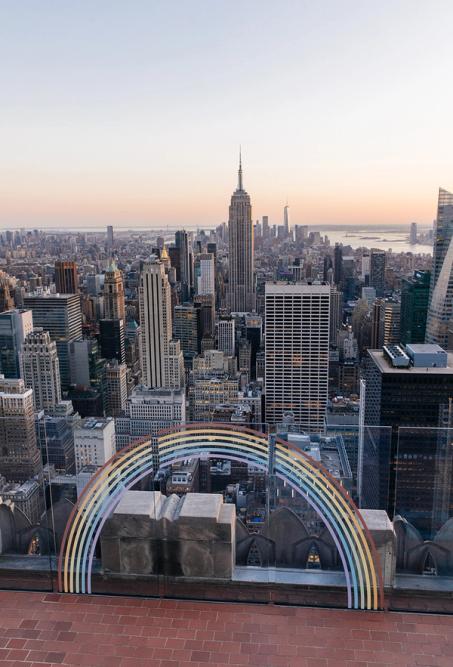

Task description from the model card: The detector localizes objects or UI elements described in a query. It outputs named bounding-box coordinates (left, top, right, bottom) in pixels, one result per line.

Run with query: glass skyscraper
left=426, top=189, right=453, bottom=348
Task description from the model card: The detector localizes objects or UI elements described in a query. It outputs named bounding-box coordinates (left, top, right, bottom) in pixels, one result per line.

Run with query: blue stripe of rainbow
left=57, top=425, right=384, bottom=610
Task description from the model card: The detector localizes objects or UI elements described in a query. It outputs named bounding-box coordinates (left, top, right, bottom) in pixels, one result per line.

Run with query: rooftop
left=369, top=348, right=453, bottom=374
left=0, top=590, right=452, bottom=666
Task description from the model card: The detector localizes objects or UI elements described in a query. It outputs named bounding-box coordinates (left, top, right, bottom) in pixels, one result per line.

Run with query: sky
left=0, top=0, right=452, bottom=229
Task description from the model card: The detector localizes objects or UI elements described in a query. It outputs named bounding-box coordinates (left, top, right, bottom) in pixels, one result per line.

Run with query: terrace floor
left=0, top=590, right=452, bottom=667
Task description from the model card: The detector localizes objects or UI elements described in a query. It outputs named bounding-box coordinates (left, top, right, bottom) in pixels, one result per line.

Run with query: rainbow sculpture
left=58, top=424, right=384, bottom=610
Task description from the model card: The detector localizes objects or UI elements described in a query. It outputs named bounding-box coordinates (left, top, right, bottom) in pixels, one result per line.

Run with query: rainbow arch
left=57, top=424, right=384, bottom=610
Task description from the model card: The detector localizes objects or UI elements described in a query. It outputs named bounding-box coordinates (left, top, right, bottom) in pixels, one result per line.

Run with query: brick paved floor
left=0, top=591, right=452, bottom=666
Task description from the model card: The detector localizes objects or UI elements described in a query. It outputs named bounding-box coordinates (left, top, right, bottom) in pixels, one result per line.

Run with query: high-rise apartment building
left=103, top=262, right=125, bottom=320
left=23, top=292, right=82, bottom=389
left=20, top=328, right=61, bottom=411
left=227, top=154, right=255, bottom=312
left=370, top=250, right=386, bottom=296
left=265, top=283, right=330, bottom=430
left=400, top=270, right=430, bottom=344
left=0, top=376, right=42, bottom=482
left=426, top=189, right=453, bottom=348
left=0, top=309, right=33, bottom=378
left=55, top=261, right=78, bottom=294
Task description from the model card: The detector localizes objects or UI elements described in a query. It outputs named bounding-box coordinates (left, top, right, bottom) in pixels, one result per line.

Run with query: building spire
left=238, top=146, right=243, bottom=191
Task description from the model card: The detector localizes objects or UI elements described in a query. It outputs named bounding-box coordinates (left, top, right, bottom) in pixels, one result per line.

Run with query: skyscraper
left=400, top=270, right=430, bottom=344
left=0, top=377, right=42, bottom=483
left=283, top=203, right=290, bottom=238
left=106, top=225, right=114, bottom=248
left=0, top=309, right=33, bottom=378
left=334, top=243, right=343, bottom=286
left=370, top=250, right=386, bottom=296
left=217, top=317, right=235, bottom=357
left=23, top=293, right=82, bottom=389
left=55, top=261, right=79, bottom=294
left=139, top=258, right=183, bottom=388
left=104, top=360, right=128, bottom=417
left=265, top=283, right=330, bottom=430
left=197, top=253, right=215, bottom=297
left=175, top=230, right=193, bottom=302
left=426, top=188, right=453, bottom=348
left=20, top=329, right=61, bottom=411
left=173, top=304, right=202, bottom=366
left=99, top=318, right=125, bottom=364
left=103, top=261, right=125, bottom=320
left=227, top=153, right=255, bottom=313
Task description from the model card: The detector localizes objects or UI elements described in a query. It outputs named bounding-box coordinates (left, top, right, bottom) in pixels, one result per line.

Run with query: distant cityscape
left=0, top=156, right=452, bottom=580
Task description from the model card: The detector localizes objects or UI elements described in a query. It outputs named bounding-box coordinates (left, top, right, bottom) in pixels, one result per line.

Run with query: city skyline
left=1, top=1, right=453, bottom=229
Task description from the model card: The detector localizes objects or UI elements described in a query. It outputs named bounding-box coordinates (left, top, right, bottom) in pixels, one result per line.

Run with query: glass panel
left=395, top=426, right=453, bottom=580
left=0, top=415, right=54, bottom=591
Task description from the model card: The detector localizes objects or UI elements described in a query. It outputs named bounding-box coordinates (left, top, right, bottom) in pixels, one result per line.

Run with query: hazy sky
left=1, top=1, right=452, bottom=229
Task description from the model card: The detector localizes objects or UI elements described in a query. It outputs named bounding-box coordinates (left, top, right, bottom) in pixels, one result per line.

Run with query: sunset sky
left=1, top=1, right=452, bottom=229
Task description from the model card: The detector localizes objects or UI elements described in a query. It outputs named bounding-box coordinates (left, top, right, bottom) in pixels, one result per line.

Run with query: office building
left=36, top=412, right=77, bottom=474
left=245, top=314, right=262, bottom=378
left=364, top=344, right=453, bottom=530
left=139, top=258, right=174, bottom=388
left=265, top=283, right=330, bottom=430
left=283, top=204, right=290, bottom=238
left=103, top=262, right=125, bottom=320
left=193, top=294, right=215, bottom=339
left=383, top=301, right=401, bottom=345
left=104, top=361, right=128, bottom=417
left=0, top=377, right=42, bottom=483
left=23, top=292, right=82, bottom=389
left=341, top=256, right=356, bottom=301
left=115, top=386, right=186, bottom=464
left=189, top=377, right=239, bottom=422
left=55, top=261, right=78, bottom=294
left=426, top=189, right=453, bottom=348
left=20, top=329, right=61, bottom=411
left=370, top=250, right=386, bottom=296
left=227, top=153, right=255, bottom=312
left=0, top=309, right=33, bottom=378
left=173, top=304, right=201, bottom=366
left=217, top=317, right=235, bottom=356
left=74, top=417, right=116, bottom=473
left=334, top=243, right=343, bottom=286
left=99, top=318, right=125, bottom=364
left=400, top=270, right=430, bottom=344
left=410, top=222, right=417, bottom=244
left=197, top=253, right=215, bottom=297
left=175, top=230, right=193, bottom=302
left=106, top=225, right=114, bottom=248
left=329, top=286, right=343, bottom=346
left=0, top=279, right=14, bottom=313
left=69, top=338, right=105, bottom=388
left=0, top=477, right=41, bottom=525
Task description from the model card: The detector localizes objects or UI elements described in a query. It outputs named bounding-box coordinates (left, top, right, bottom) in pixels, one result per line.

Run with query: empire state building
left=227, top=153, right=256, bottom=313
